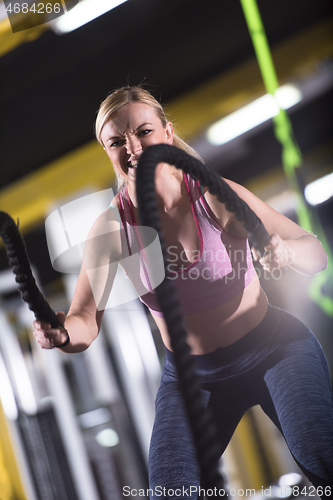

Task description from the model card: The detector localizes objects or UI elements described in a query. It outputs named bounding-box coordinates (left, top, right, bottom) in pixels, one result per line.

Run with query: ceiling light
left=78, top=408, right=112, bottom=429
left=0, top=2, right=8, bottom=22
left=95, top=428, right=119, bottom=447
left=207, top=84, right=302, bottom=146
left=52, top=0, right=128, bottom=34
left=304, top=173, right=333, bottom=206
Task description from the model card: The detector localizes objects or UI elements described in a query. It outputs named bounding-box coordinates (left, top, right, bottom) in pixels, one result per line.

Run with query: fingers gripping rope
left=136, top=144, right=270, bottom=491
left=0, top=211, right=69, bottom=347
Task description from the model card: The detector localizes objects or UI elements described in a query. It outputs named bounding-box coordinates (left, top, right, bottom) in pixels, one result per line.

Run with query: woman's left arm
left=217, top=179, right=328, bottom=276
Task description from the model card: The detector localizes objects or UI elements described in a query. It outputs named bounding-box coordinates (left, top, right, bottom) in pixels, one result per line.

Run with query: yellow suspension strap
left=240, top=0, right=333, bottom=316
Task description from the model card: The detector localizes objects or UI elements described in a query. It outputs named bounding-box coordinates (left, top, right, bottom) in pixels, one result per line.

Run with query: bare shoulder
left=84, top=193, right=122, bottom=258
left=88, top=193, right=120, bottom=236
left=204, top=177, right=309, bottom=240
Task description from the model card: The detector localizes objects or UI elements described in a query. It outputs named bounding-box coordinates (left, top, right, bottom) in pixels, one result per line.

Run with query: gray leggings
left=149, top=305, right=333, bottom=499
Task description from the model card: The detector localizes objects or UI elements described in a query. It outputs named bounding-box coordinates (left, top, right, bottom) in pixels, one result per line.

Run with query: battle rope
left=136, top=143, right=270, bottom=491
left=0, top=212, right=70, bottom=347
left=0, top=144, right=270, bottom=491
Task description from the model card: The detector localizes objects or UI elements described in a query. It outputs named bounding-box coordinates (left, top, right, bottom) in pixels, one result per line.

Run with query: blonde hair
left=95, top=86, right=202, bottom=189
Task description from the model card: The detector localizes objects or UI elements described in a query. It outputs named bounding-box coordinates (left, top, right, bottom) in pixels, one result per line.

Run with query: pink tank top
left=117, top=174, right=257, bottom=317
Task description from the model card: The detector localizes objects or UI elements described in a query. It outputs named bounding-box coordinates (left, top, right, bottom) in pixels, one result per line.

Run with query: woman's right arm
left=33, top=201, right=122, bottom=353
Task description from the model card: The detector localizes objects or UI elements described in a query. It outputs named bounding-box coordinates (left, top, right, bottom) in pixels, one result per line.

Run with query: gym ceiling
left=0, top=0, right=332, bottom=234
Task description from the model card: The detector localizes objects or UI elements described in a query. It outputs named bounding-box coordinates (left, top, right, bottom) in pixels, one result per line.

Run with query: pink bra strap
left=124, top=186, right=154, bottom=293
left=118, top=190, right=132, bottom=257
left=183, top=174, right=204, bottom=252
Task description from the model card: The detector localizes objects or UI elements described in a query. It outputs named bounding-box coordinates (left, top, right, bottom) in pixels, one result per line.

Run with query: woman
left=33, top=86, right=333, bottom=496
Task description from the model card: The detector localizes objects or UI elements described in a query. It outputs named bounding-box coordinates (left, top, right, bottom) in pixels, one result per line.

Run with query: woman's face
left=101, top=102, right=173, bottom=183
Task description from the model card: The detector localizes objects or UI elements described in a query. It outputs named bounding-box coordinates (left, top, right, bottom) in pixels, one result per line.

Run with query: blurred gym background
left=0, top=0, right=332, bottom=498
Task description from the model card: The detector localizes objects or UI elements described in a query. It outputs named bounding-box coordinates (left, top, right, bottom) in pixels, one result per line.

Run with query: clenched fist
left=33, top=311, right=69, bottom=349
left=252, top=233, right=295, bottom=272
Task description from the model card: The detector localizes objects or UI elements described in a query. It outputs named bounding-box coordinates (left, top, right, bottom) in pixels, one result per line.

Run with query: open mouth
left=128, top=160, right=138, bottom=168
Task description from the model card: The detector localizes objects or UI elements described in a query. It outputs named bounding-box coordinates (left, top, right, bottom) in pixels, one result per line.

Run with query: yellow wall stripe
left=0, top=401, right=28, bottom=500
left=0, top=141, right=116, bottom=234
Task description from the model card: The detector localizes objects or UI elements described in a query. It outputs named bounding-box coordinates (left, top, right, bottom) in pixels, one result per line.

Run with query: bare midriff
left=151, top=276, right=268, bottom=355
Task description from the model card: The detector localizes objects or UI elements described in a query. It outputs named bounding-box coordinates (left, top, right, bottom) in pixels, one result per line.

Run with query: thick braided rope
left=140, top=144, right=269, bottom=255
left=136, top=144, right=270, bottom=491
left=0, top=211, right=60, bottom=328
